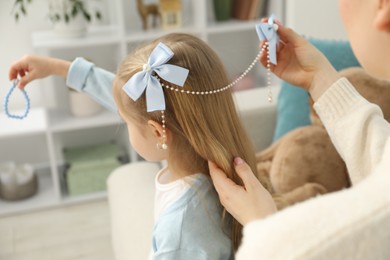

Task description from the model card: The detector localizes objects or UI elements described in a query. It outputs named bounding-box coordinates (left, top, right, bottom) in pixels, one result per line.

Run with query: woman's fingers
left=233, top=157, right=259, bottom=192
left=208, top=161, right=241, bottom=192
left=277, top=26, right=306, bottom=48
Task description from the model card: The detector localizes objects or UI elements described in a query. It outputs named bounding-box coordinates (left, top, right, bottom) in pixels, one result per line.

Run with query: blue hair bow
left=256, top=15, right=280, bottom=65
left=122, top=42, right=189, bottom=112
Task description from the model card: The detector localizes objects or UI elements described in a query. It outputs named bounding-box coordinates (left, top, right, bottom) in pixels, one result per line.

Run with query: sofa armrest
left=234, top=86, right=279, bottom=152
left=107, top=162, right=160, bottom=260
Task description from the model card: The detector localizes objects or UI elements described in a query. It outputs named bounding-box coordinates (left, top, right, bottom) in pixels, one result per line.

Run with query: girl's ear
left=147, top=120, right=164, bottom=139
left=375, top=0, right=390, bottom=32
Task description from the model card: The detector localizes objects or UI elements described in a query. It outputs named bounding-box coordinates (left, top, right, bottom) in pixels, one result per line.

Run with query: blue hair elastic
left=4, top=80, right=30, bottom=120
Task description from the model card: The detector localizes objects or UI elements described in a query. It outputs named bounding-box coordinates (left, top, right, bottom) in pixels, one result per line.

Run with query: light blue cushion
left=272, top=39, right=360, bottom=142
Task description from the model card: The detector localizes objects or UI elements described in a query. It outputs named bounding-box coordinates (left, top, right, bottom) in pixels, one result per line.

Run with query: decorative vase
left=0, top=162, right=38, bottom=201
left=69, top=90, right=103, bottom=117
left=213, top=0, right=232, bottom=21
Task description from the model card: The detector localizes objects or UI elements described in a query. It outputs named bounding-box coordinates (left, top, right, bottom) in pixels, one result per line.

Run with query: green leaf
left=15, top=13, right=19, bottom=22
left=21, top=5, right=26, bottom=15
left=96, top=11, right=102, bottom=20
left=83, top=11, right=91, bottom=22
left=71, top=6, right=78, bottom=17
left=65, top=13, right=70, bottom=23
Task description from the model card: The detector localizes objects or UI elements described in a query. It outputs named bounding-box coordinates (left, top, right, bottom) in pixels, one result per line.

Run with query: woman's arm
left=314, top=78, right=390, bottom=183
left=262, top=24, right=390, bottom=182
left=209, top=24, right=390, bottom=224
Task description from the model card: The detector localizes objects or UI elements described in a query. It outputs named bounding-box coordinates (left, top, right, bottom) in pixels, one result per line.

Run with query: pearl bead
left=142, top=63, right=151, bottom=72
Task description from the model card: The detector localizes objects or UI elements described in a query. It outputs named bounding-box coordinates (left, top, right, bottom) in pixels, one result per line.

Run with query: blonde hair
left=113, top=33, right=258, bottom=251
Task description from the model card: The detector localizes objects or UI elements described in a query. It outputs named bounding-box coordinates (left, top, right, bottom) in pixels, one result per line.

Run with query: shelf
left=0, top=108, right=47, bottom=138
left=125, top=26, right=200, bottom=43
left=206, top=19, right=261, bottom=34
left=48, top=109, right=123, bottom=133
left=0, top=170, right=57, bottom=217
left=32, top=26, right=121, bottom=49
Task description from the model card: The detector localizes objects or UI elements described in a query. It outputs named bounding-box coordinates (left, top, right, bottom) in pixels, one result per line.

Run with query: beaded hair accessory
left=122, top=42, right=190, bottom=150
left=122, top=16, right=280, bottom=150
left=157, top=16, right=280, bottom=102
left=4, top=80, right=31, bottom=120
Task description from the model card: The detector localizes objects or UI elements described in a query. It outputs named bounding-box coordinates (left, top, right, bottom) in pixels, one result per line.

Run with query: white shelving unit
left=0, top=0, right=284, bottom=216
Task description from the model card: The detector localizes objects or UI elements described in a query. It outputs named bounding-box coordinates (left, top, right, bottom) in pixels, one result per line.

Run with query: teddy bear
left=256, top=67, right=390, bottom=210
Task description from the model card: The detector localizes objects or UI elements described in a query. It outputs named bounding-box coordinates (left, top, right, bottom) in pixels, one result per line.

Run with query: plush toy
left=256, top=67, right=390, bottom=210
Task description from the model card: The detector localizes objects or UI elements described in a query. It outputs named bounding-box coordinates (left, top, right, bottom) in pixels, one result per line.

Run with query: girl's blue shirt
left=152, top=173, right=233, bottom=259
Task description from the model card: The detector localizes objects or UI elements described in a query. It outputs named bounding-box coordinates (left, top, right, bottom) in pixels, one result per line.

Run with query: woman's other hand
left=260, top=23, right=340, bottom=101
left=209, top=157, right=277, bottom=226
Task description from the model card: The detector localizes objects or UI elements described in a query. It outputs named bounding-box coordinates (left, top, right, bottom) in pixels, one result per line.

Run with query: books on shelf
left=231, top=0, right=266, bottom=20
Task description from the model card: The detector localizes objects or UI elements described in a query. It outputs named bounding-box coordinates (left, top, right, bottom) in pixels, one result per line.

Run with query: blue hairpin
left=4, top=80, right=31, bottom=120
left=256, top=14, right=280, bottom=65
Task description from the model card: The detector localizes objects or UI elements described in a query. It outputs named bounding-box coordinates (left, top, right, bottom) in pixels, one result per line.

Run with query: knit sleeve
left=314, top=77, right=390, bottom=184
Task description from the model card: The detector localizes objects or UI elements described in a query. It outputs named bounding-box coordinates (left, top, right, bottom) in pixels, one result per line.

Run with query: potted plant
left=12, top=0, right=102, bottom=38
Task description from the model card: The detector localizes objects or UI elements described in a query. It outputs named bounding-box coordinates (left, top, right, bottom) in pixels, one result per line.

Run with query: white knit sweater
left=236, top=78, right=390, bottom=260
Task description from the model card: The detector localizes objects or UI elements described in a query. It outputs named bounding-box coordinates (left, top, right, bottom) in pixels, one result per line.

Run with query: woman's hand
left=209, top=157, right=277, bottom=226
left=9, top=55, right=71, bottom=89
left=260, top=24, right=340, bottom=101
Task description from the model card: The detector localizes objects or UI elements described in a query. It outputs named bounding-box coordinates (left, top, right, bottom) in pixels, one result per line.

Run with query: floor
left=0, top=200, right=115, bottom=260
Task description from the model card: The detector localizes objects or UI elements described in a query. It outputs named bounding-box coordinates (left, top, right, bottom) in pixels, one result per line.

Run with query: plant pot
left=53, top=13, right=87, bottom=38
left=213, top=0, right=232, bottom=21
left=69, top=90, right=103, bottom=117
left=49, top=0, right=88, bottom=38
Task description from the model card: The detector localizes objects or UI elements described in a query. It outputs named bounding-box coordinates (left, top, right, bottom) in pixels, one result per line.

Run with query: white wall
left=0, top=1, right=51, bottom=111
left=285, top=0, right=347, bottom=40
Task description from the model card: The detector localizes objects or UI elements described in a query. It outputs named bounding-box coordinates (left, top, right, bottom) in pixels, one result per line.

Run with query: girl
left=113, top=33, right=258, bottom=258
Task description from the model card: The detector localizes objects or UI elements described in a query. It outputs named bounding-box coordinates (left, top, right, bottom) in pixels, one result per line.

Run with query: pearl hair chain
left=157, top=41, right=273, bottom=103
left=156, top=110, right=168, bottom=150
left=155, top=42, right=275, bottom=150
left=4, top=80, right=31, bottom=120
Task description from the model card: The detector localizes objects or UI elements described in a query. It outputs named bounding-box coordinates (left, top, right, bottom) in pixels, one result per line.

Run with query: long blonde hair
left=113, top=33, right=258, bottom=251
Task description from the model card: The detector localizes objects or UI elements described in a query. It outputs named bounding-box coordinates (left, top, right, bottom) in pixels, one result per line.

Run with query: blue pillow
left=272, top=39, right=360, bottom=142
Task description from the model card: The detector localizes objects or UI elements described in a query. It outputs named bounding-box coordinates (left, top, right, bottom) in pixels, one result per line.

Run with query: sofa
left=107, top=86, right=279, bottom=260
